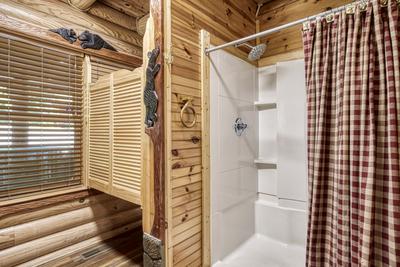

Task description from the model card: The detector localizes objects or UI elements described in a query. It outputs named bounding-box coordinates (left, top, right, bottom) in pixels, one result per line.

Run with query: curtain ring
left=303, top=21, right=311, bottom=31
left=180, top=98, right=196, bottom=128
left=346, top=4, right=356, bottom=14
left=326, top=14, right=334, bottom=23
left=359, top=1, right=368, bottom=12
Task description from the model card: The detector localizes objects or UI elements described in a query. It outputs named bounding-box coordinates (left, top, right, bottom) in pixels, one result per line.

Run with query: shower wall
left=210, top=49, right=258, bottom=264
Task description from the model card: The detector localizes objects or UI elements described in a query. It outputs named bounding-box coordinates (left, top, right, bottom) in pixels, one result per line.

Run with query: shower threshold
left=213, top=234, right=305, bottom=267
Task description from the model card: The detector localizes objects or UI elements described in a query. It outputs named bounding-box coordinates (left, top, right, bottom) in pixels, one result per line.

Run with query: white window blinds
left=0, top=33, right=84, bottom=200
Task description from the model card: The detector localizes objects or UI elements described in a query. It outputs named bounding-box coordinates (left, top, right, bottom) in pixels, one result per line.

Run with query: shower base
left=213, top=233, right=305, bottom=267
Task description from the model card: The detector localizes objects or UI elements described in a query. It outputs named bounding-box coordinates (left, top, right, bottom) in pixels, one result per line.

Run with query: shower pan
left=209, top=47, right=308, bottom=267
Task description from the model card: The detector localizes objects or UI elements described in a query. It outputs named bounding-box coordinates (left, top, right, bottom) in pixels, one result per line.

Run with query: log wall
left=0, top=190, right=142, bottom=267
left=0, top=0, right=142, bottom=62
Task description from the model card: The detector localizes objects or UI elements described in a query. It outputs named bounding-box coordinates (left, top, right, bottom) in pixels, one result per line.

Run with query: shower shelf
left=254, top=100, right=277, bottom=110
left=254, top=158, right=277, bottom=169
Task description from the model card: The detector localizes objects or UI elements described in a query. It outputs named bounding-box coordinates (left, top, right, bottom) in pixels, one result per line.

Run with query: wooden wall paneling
left=168, top=0, right=258, bottom=265
left=0, top=0, right=142, bottom=59
left=257, top=0, right=353, bottom=66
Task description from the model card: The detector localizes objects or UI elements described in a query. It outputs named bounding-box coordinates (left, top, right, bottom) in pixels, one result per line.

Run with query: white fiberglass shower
left=209, top=48, right=308, bottom=267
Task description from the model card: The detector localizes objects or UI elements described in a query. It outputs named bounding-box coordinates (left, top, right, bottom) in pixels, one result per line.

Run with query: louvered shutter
left=89, top=68, right=143, bottom=205
left=91, top=56, right=136, bottom=84
left=0, top=32, right=83, bottom=200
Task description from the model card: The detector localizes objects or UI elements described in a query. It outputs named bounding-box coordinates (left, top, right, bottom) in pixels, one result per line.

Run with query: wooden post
left=143, top=0, right=166, bottom=266
left=200, top=30, right=211, bottom=267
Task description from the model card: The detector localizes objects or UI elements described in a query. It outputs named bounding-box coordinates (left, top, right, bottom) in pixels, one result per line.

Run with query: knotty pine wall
left=0, top=190, right=141, bottom=266
left=257, top=0, right=353, bottom=66
left=167, top=0, right=257, bottom=266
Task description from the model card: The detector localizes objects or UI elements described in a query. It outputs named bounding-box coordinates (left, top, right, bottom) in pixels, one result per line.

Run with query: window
left=0, top=33, right=84, bottom=200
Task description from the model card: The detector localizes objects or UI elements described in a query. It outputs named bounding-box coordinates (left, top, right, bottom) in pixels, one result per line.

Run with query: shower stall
left=209, top=48, right=308, bottom=266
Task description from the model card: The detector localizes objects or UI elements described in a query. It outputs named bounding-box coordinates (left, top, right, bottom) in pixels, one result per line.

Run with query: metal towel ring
left=180, top=98, right=196, bottom=128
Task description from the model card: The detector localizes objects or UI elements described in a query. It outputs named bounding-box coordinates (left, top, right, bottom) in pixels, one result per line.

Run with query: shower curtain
left=303, top=0, right=400, bottom=266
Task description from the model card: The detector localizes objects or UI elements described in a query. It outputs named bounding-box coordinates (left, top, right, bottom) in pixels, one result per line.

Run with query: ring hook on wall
left=180, top=97, right=197, bottom=128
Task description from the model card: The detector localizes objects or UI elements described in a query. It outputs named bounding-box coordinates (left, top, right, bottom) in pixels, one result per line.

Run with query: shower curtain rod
left=205, top=1, right=358, bottom=55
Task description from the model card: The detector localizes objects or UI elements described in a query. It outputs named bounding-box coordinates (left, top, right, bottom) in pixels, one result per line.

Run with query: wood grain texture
left=146, top=0, right=166, bottom=242
left=9, top=0, right=142, bottom=48
left=0, top=7, right=142, bottom=66
left=167, top=0, right=257, bottom=266
left=21, top=229, right=143, bottom=267
left=100, top=0, right=149, bottom=18
left=0, top=190, right=141, bottom=266
left=68, top=0, right=97, bottom=11
left=87, top=2, right=138, bottom=31
left=88, top=69, right=143, bottom=205
left=257, top=0, right=353, bottom=66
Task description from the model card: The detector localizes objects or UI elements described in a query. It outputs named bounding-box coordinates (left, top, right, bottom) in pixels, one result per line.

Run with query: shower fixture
left=234, top=118, right=248, bottom=137
left=235, top=43, right=267, bottom=61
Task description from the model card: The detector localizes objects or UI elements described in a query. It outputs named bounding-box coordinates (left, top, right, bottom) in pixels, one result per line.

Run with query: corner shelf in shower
left=254, top=158, right=277, bottom=169
left=254, top=100, right=277, bottom=110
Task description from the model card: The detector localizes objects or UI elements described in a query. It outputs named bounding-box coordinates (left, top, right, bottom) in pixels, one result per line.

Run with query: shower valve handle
left=234, top=118, right=247, bottom=136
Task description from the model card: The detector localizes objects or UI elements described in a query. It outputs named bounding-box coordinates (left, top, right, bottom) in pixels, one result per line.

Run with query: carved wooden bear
left=78, top=30, right=117, bottom=51
left=50, top=28, right=77, bottom=44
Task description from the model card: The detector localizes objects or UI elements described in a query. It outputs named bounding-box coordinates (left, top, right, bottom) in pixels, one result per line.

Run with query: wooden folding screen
left=88, top=68, right=143, bottom=205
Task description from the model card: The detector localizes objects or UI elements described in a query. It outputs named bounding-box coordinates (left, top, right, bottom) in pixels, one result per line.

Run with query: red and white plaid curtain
left=303, top=0, right=400, bottom=266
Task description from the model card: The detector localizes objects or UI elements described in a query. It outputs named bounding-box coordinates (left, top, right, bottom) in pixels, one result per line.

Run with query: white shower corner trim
left=210, top=49, right=308, bottom=267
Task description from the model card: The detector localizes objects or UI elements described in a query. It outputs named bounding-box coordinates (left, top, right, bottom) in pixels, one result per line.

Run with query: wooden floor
left=37, top=229, right=143, bottom=267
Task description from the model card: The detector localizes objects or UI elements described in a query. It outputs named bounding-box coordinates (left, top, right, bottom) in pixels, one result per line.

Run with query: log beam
left=100, top=0, right=149, bottom=18
left=0, top=0, right=142, bottom=60
left=87, top=2, right=138, bottom=31
left=68, top=0, right=97, bottom=11
left=8, top=0, right=143, bottom=48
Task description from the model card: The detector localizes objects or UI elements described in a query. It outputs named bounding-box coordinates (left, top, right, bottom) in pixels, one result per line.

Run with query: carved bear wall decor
left=78, top=30, right=117, bottom=51
left=49, top=28, right=77, bottom=44
left=144, top=47, right=161, bottom=128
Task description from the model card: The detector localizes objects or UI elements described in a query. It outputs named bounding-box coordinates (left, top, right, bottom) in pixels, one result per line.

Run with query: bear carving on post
left=144, top=47, right=160, bottom=128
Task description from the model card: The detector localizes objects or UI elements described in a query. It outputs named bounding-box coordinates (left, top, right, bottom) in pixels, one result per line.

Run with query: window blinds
left=0, top=33, right=84, bottom=200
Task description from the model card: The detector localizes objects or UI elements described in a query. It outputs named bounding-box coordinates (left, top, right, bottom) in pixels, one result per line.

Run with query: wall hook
left=180, top=97, right=196, bottom=128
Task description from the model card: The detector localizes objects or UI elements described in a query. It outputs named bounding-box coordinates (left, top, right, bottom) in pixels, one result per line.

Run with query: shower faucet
left=234, top=118, right=247, bottom=137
